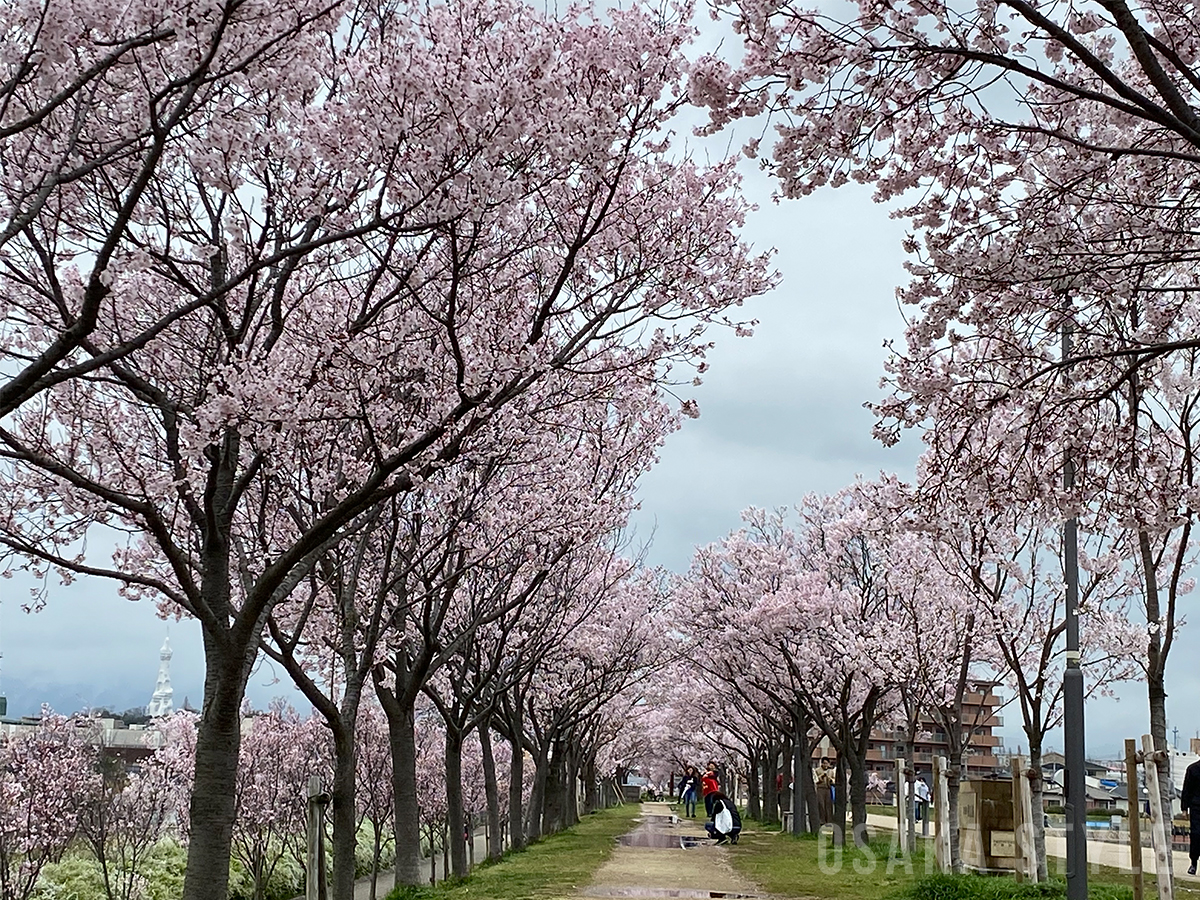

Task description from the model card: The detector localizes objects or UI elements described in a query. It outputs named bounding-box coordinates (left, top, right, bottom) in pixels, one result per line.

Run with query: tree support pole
left=1142, top=735, right=1174, bottom=900
left=1127, top=738, right=1145, bottom=900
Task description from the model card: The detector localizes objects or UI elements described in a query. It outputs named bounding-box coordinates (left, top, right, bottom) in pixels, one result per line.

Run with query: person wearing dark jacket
left=1181, top=759, right=1200, bottom=875
left=678, top=766, right=700, bottom=818
left=704, top=791, right=742, bottom=845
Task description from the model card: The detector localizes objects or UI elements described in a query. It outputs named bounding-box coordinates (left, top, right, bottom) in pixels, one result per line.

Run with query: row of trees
left=0, top=0, right=769, bottom=898
left=688, top=0, right=1200, bottom=842
left=11, top=0, right=1200, bottom=894
left=639, top=8, right=1200, bottom=865
left=3, top=664, right=657, bottom=900
left=643, top=477, right=1147, bottom=878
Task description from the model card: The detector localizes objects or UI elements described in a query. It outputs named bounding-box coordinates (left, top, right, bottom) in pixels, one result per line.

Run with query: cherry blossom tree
left=685, top=494, right=908, bottom=843
left=0, top=713, right=98, bottom=900
left=0, top=3, right=770, bottom=898
left=506, top=560, right=669, bottom=840
left=0, top=0, right=348, bottom=419
left=78, top=730, right=189, bottom=900
left=698, top=0, right=1200, bottom=823
left=413, top=708, right=448, bottom=886
left=355, top=703, right=394, bottom=900
left=229, top=705, right=330, bottom=900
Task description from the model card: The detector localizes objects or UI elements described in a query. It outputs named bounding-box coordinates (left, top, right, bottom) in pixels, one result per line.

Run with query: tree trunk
left=583, top=755, right=599, bottom=814
left=377, top=692, right=421, bottom=886
left=947, top=761, right=963, bottom=874
left=527, top=745, right=549, bottom=841
left=800, top=748, right=820, bottom=834
left=762, top=749, right=779, bottom=827
left=1140, top=529, right=1173, bottom=819
left=564, top=748, right=580, bottom=826
left=1149, top=677, right=1171, bottom=819
left=833, top=759, right=848, bottom=847
left=444, top=727, right=468, bottom=878
left=747, top=756, right=761, bottom=821
left=508, top=732, right=526, bottom=851
left=181, top=641, right=248, bottom=900
left=479, top=727, right=503, bottom=861
left=780, top=735, right=793, bottom=823
left=846, top=751, right=869, bottom=843
left=1029, top=741, right=1048, bottom=881
left=330, top=722, right=359, bottom=900
left=542, top=742, right=566, bottom=836
left=369, top=827, right=382, bottom=900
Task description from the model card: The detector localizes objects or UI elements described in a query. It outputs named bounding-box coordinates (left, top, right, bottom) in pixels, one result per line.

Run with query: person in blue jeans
left=678, top=765, right=700, bottom=817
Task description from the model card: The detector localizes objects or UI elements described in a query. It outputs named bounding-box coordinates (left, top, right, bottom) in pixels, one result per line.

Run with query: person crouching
left=704, top=791, right=742, bottom=845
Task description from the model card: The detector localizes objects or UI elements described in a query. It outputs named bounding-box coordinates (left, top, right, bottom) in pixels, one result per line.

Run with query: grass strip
left=727, top=818, right=1169, bottom=900
left=729, top=819, right=936, bottom=900
left=386, top=804, right=641, bottom=900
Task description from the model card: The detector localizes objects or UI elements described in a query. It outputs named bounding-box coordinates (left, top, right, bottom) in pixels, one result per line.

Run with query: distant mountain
left=0, top=674, right=148, bottom=718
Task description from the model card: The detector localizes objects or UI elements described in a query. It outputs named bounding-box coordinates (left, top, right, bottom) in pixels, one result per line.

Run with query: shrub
left=385, top=886, right=434, bottom=900
left=226, top=852, right=303, bottom=900
left=899, top=874, right=1133, bottom=900
left=33, top=842, right=188, bottom=900
left=137, top=841, right=188, bottom=900
left=30, top=855, right=105, bottom=900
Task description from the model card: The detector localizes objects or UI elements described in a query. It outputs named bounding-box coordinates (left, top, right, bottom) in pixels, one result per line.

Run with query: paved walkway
left=576, top=801, right=765, bottom=899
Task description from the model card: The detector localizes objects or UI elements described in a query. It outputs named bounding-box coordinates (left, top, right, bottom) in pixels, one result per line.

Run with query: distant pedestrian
left=814, top=757, right=835, bottom=825
left=704, top=790, right=742, bottom=845
left=678, top=765, right=700, bottom=817
left=702, top=760, right=721, bottom=817
left=1181, top=758, right=1200, bottom=875
left=914, top=777, right=931, bottom=822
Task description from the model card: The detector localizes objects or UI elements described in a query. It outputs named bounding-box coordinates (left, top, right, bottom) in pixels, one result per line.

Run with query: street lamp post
left=1061, top=299, right=1088, bottom=900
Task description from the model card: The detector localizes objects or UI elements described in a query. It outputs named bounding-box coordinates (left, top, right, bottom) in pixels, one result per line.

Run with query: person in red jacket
left=701, top=761, right=721, bottom=816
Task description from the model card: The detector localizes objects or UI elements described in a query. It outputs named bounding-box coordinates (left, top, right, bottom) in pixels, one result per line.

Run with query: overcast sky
left=0, top=11, right=1196, bottom=767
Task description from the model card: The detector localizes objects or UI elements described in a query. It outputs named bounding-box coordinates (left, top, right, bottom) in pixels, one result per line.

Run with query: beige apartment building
left=864, top=687, right=1007, bottom=780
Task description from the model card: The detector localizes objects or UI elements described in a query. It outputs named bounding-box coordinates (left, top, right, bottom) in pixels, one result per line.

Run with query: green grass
left=728, top=818, right=1184, bottom=900
left=731, top=817, right=937, bottom=900
left=896, top=873, right=1132, bottom=899
left=384, top=804, right=640, bottom=900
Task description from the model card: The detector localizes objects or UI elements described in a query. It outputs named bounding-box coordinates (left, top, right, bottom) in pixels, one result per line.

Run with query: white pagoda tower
left=146, top=636, right=174, bottom=718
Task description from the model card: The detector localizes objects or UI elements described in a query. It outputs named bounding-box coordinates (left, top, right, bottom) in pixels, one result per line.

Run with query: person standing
left=702, top=761, right=721, bottom=817
left=1181, top=757, right=1200, bottom=875
left=678, top=766, right=700, bottom=818
left=914, top=776, right=932, bottom=830
left=814, top=757, right=835, bottom=826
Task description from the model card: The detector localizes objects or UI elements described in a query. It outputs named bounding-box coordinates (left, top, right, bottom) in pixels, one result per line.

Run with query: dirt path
left=575, top=801, right=766, bottom=900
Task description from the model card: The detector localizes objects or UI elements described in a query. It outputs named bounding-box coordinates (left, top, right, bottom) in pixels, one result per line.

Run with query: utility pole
left=1062, top=298, right=1088, bottom=900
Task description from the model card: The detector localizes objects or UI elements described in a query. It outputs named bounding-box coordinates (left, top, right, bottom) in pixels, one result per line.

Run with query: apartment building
left=864, top=687, right=1007, bottom=780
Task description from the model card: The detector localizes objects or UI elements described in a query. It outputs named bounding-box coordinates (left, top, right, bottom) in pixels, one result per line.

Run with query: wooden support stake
left=306, top=776, right=327, bottom=900
left=934, top=755, right=951, bottom=873
left=1143, top=733, right=1175, bottom=900
left=468, top=815, right=475, bottom=869
left=1012, top=755, right=1037, bottom=883
left=1127, top=739, right=1145, bottom=900
left=896, top=758, right=910, bottom=855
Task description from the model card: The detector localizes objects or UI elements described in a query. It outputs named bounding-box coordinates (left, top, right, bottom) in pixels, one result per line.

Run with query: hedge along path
left=572, top=802, right=768, bottom=900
